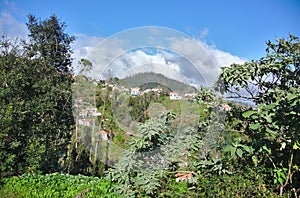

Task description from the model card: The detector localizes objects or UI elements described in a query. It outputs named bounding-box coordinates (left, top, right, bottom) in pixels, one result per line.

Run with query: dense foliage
left=0, top=14, right=75, bottom=177
left=215, top=34, right=300, bottom=196
left=0, top=173, right=115, bottom=197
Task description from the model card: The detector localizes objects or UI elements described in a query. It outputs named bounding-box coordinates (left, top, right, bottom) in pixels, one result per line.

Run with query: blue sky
left=0, top=0, right=299, bottom=86
left=1, top=0, right=299, bottom=60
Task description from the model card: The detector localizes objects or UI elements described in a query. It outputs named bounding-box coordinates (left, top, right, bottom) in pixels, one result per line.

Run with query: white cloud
left=116, top=50, right=183, bottom=81
left=71, top=34, right=104, bottom=73
left=168, top=37, right=218, bottom=85
left=0, top=10, right=245, bottom=85
left=126, top=50, right=181, bottom=74
left=74, top=31, right=246, bottom=87
left=88, top=48, right=185, bottom=84
left=0, top=12, right=246, bottom=87
left=200, top=28, right=209, bottom=39
left=168, top=37, right=246, bottom=86
left=0, top=13, right=245, bottom=87
left=202, top=42, right=246, bottom=67
left=0, top=11, right=27, bottom=39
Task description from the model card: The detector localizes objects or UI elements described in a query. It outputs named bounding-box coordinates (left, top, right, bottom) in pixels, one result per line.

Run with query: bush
left=0, top=173, right=116, bottom=198
left=135, top=166, right=277, bottom=197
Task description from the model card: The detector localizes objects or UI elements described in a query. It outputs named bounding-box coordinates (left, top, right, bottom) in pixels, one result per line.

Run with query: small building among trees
left=170, top=92, right=182, bottom=100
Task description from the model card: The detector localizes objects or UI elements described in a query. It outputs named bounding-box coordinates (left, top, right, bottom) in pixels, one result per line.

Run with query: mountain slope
left=120, top=72, right=196, bottom=93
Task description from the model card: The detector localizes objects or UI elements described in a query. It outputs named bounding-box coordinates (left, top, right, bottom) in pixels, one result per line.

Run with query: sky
left=0, top=0, right=299, bottom=86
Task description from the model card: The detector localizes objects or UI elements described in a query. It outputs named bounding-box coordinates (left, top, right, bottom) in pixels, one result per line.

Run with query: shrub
left=0, top=173, right=116, bottom=198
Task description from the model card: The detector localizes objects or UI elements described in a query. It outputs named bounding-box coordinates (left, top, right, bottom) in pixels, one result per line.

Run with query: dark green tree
left=0, top=36, right=41, bottom=177
left=0, top=14, right=76, bottom=177
left=25, top=14, right=75, bottom=74
left=24, top=14, right=76, bottom=173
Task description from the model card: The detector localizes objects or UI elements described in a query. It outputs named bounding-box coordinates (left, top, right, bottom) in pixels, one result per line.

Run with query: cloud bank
left=74, top=27, right=246, bottom=87
left=0, top=11, right=246, bottom=88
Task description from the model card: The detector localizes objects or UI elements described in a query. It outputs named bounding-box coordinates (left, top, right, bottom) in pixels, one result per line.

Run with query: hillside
left=120, top=72, right=197, bottom=93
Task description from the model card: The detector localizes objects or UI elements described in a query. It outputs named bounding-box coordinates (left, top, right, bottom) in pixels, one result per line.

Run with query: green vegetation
left=121, top=72, right=196, bottom=93
left=0, top=14, right=299, bottom=197
left=0, top=173, right=116, bottom=198
left=215, top=34, right=300, bottom=196
left=0, top=14, right=74, bottom=177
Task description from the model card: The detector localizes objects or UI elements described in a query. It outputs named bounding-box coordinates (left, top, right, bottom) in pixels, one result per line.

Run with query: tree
left=0, top=14, right=76, bottom=177
left=0, top=36, right=38, bottom=177
left=24, top=14, right=76, bottom=173
left=215, top=34, right=300, bottom=196
left=25, top=14, right=76, bottom=74
left=78, top=58, right=93, bottom=75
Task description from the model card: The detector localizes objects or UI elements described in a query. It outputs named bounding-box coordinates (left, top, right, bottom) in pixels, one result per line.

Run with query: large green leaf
left=236, top=148, right=244, bottom=158
left=250, top=123, right=260, bottom=130
left=242, top=110, right=256, bottom=118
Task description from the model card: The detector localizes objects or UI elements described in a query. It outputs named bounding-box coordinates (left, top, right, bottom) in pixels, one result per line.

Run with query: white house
left=78, top=119, right=93, bottom=126
left=90, top=111, right=101, bottom=117
left=143, top=89, right=152, bottom=94
left=98, top=130, right=109, bottom=140
left=78, top=107, right=101, bottom=117
left=131, top=87, right=140, bottom=96
left=170, top=92, right=182, bottom=100
left=152, top=87, right=162, bottom=93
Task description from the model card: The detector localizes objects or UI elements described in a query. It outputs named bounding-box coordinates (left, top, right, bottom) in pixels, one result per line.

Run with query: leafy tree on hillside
left=25, top=14, right=75, bottom=74
left=215, top=34, right=300, bottom=196
left=0, top=14, right=75, bottom=177
left=78, top=58, right=93, bottom=75
left=24, top=14, right=76, bottom=173
left=0, top=36, right=39, bottom=177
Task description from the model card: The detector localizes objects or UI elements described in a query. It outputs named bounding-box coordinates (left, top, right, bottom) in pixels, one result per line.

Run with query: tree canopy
left=0, top=14, right=75, bottom=177
left=215, top=34, right=300, bottom=196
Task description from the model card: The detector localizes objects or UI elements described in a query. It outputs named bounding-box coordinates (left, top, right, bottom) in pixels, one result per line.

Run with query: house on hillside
left=170, top=92, right=182, bottom=100
left=98, top=130, right=110, bottom=140
left=152, top=87, right=162, bottom=93
left=143, top=89, right=152, bottom=94
left=175, top=172, right=193, bottom=182
left=80, top=107, right=101, bottom=117
left=88, top=107, right=102, bottom=116
left=93, top=111, right=102, bottom=116
left=131, top=87, right=140, bottom=96
left=78, top=119, right=93, bottom=126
